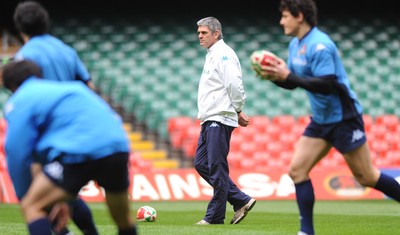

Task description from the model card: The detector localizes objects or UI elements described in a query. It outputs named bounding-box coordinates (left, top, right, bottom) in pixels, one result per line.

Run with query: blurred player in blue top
left=1, top=59, right=137, bottom=235
left=13, top=1, right=95, bottom=90
left=12, top=1, right=97, bottom=234
left=255, top=0, right=400, bottom=234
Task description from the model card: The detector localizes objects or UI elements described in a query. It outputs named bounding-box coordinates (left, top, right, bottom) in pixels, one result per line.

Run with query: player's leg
left=48, top=202, right=71, bottom=235
left=289, top=136, right=331, bottom=235
left=343, top=142, right=379, bottom=186
left=20, top=171, right=71, bottom=235
left=31, top=162, right=70, bottom=234
left=69, top=197, right=99, bottom=235
left=94, top=153, right=137, bottom=235
left=289, top=136, right=331, bottom=183
left=31, top=162, right=77, bottom=235
left=31, top=162, right=97, bottom=235
left=104, top=190, right=137, bottom=234
left=343, top=143, right=400, bottom=202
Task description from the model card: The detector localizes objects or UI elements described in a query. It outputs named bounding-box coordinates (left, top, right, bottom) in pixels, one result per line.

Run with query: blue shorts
left=303, top=115, right=367, bottom=154
left=43, top=152, right=130, bottom=195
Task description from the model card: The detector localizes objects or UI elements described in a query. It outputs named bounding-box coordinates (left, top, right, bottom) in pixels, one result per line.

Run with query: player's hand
left=238, top=112, right=250, bottom=127
left=251, top=65, right=268, bottom=80
left=48, top=202, right=71, bottom=233
left=260, top=57, right=290, bottom=82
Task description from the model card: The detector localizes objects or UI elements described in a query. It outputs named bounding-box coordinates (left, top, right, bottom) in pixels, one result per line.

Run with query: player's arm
left=87, top=80, right=96, bottom=90
left=4, top=110, right=38, bottom=200
left=272, top=79, right=298, bottom=90
left=77, top=77, right=96, bottom=90
left=284, top=73, right=336, bottom=95
left=74, top=52, right=96, bottom=90
left=265, top=55, right=336, bottom=94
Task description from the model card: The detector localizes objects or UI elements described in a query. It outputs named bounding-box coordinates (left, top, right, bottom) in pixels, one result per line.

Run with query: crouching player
left=2, top=60, right=137, bottom=235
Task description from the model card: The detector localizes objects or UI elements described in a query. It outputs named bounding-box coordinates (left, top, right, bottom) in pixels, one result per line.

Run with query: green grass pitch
left=1, top=200, right=399, bottom=234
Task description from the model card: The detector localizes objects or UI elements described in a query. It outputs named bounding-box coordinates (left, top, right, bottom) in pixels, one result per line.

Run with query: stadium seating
left=168, top=116, right=195, bottom=149
left=2, top=16, right=399, bottom=170
left=122, top=122, right=180, bottom=169
left=168, top=114, right=400, bottom=169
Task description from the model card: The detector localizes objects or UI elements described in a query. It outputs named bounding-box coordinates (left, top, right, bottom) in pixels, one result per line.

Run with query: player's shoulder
left=310, top=28, right=336, bottom=46
left=306, top=31, right=336, bottom=55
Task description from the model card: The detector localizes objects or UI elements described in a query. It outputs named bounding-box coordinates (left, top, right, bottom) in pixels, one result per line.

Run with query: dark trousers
left=194, top=121, right=251, bottom=224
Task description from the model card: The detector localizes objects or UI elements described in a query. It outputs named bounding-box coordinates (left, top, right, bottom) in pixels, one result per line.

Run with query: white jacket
left=197, top=39, right=246, bottom=127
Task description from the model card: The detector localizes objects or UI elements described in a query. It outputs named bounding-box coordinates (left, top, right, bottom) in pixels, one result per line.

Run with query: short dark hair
left=279, top=0, right=318, bottom=27
left=2, top=60, right=42, bottom=92
left=13, top=1, right=49, bottom=37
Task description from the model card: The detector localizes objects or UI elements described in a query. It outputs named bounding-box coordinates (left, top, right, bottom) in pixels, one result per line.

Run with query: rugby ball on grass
left=136, top=206, right=157, bottom=222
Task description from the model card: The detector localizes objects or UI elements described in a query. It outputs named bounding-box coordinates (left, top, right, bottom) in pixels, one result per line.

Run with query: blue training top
left=15, top=34, right=91, bottom=83
left=287, top=27, right=362, bottom=124
left=4, top=77, right=129, bottom=199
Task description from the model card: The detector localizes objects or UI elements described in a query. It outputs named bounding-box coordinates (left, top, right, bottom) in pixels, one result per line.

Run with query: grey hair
left=197, top=16, right=223, bottom=39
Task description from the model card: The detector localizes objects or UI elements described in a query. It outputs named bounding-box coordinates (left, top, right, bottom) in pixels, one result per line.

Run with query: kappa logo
left=44, top=161, right=64, bottom=181
left=210, top=122, right=220, bottom=128
left=351, top=129, right=365, bottom=143
left=315, top=43, right=326, bottom=52
left=4, top=103, right=14, bottom=115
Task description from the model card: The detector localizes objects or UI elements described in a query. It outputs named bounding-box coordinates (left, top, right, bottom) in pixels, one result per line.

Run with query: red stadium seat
left=182, top=139, right=198, bottom=159
left=252, top=151, right=272, bottom=161
left=0, top=118, right=6, bottom=135
left=297, top=115, right=311, bottom=126
left=362, top=114, right=374, bottom=132
left=181, top=125, right=201, bottom=158
left=390, top=140, right=400, bottom=151
left=228, top=151, right=243, bottom=169
left=279, top=150, right=293, bottom=165
left=374, top=152, right=394, bottom=168
left=235, top=125, right=258, bottom=139
left=239, top=141, right=263, bottom=157
left=252, top=132, right=272, bottom=148
left=168, top=116, right=194, bottom=133
left=272, top=115, right=296, bottom=131
left=230, top=132, right=245, bottom=152
left=249, top=115, right=271, bottom=130
left=265, top=141, right=286, bottom=157
left=382, top=132, right=400, bottom=149
left=384, top=150, right=400, bottom=167
left=375, top=115, right=399, bottom=131
left=240, top=158, right=257, bottom=169
left=0, top=152, right=6, bottom=171
left=265, top=157, right=286, bottom=168
left=278, top=132, right=298, bottom=150
left=263, top=124, right=282, bottom=139
left=291, top=124, right=305, bottom=137
left=167, top=117, right=195, bottom=149
left=370, top=139, right=390, bottom=158
left=367, top=123, right=388, bottom=140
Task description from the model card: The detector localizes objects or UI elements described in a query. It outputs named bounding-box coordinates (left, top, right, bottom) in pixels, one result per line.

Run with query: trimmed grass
left=1, top=200, right=399, bottom=234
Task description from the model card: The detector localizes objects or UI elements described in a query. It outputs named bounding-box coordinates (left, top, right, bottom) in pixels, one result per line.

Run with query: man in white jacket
left=194, top=16, right=256, bottom=225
